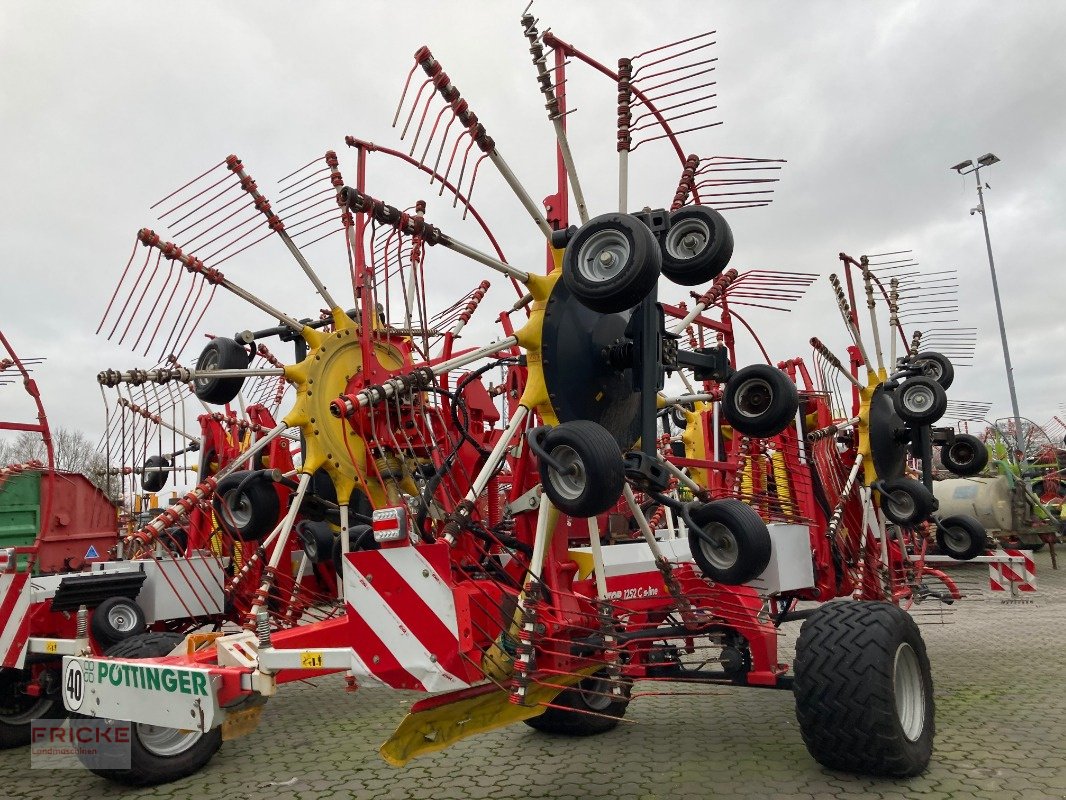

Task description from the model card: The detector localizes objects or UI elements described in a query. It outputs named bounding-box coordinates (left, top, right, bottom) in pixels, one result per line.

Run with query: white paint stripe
left=347, top=646, right=389, bottom=689
left=344, top=564, right=469, bottom=692
left=379, top=547, right=460, bottom=631
left=0, top=586, right=33, bottom=669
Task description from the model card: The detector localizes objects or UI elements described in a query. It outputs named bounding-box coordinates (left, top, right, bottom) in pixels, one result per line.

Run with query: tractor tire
left=0, top=667, right=66, bottom=749
left=687, top=499, right=772, bottom=584
left=892, top=377, right=947, bottom=426
left=879, top=478, right=937, bottom=526
left=935, top=514, right=987, bottom=561
left=940, top=434, right=988, bottom=477
left=140, top=455, right=171, bottom=493
left=524, top=671, right=631, bottom=736
left=911, top=351, right=954, bottom=390
left=722, top=364, right=799, bottom=438
left=90, top=596, right=147, bottom=649
left=193, top=337, right=249, bottom=405
left=212, top=471, right=280, bottom=541
left=562, top=213, right=662, bottom=313
left=75, top=632, right=222, bottom=786
left=660, top=205, right=734, bottom=286
left=537, top=421, right=624, bottom=518
left=793, top=601, right=934, bottom=777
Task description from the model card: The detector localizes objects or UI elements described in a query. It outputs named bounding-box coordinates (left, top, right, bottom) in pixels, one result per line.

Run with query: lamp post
left=951, top=153, right=1024, bottom=459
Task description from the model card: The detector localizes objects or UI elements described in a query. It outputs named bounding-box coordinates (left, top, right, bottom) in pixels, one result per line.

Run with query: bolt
left=422, top=569, right=430, bottom=578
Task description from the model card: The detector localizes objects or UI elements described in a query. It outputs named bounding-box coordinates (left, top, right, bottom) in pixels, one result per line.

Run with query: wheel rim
left=576, top=229, right=632, bottom=284
left=665, top=217, right=710, bottom=260
left=697, top=521, right=739, bottom=570
left=195, top=347, right=219, bottom=391
left=888, top=490, right=915, bottom=520
left=136, top=722, right=204, bottom=757
left=225, top=490, right=254, bottom=528
left=577, top=676, right=614, bottom=711
left=0, top=694, right=53, bottom=725
left=916, top=358, right=943, bottom=381
left=734, top=377, right=772, bottom=419
left=942, top=525, right=969, bottom=554
left=949, top=441, right=974, bottom=465
left=902, top=383, right=935, bottom=415
left=893, top=642, right=926, bottom=741
left=107, top=603, right=138, bottom=633
left=547, top=445, right=586, bottom=501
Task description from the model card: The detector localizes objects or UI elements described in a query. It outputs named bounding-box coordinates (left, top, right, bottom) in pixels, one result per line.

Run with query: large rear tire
left=793, top=601, right=934, bottom=777
left=75, top=632, right=222, bottom=786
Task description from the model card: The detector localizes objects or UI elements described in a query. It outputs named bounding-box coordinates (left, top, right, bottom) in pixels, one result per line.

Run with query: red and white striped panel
left=343, top=542, right=473, bottom=692
left=989, top=549, right=1037, bottom=592
left=0, top=571, right=33, bottom=668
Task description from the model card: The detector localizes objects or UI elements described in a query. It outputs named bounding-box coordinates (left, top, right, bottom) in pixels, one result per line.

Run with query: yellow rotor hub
left=282, top=308, right=406, bottom=505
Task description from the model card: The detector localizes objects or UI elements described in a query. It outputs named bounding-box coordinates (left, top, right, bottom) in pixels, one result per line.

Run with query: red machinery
left=54, top=10, right=988, bottom=789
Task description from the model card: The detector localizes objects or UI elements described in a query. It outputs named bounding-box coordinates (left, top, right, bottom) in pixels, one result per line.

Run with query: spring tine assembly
left=684, top=155, right=786, bottom=211
left=0, top=355, right=43, bottom=386
left=943, top=400, right=993, bottom=423
left=393, top=47, right=552, bottom=238
left=273, top=150, right=349, bottom=252
left=627, top=31, right=721, bottom=151
left=521, top=12, right=588, bottom=224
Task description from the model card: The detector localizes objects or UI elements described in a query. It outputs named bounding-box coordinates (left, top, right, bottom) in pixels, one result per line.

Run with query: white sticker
left=64, top=659, right=85, bottom=712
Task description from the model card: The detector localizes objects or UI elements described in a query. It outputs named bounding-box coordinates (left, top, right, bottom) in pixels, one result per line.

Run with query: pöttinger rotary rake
left=64, top=9, right=969, bottom=787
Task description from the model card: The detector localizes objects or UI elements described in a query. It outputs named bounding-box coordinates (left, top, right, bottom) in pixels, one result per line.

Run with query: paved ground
left=6, top=549, right=1065, bottom=800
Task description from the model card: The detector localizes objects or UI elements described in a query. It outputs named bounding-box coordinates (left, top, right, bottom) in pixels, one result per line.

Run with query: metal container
left=932, top=475, right=1016, bottom=532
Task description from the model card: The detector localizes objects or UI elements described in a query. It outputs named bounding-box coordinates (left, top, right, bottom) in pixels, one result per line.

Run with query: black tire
left=940, top=434, right=988, bottom=477
left=562, top=213, right=662, bottom=314
left=75, top=632, right=222, bottom=786
left=158, top=526, right=188, bottom=556
left=892, top=377, right=947, bottom=426
left=331, top=525, right=379, bottom=571
left=911, top=351, right=954, bottom=390
left=212, top=471, right=281, bottom=541
left=140, top=455, right=171, bottom=493
left=193, top=337, right=249, bottom=405
left=0, top=668, right=66, bottom=749
left=687, top=499, right=772, bottom=584
left=793, top=601, right=934, bottom=777
left=660, top=205, right=734, bottom=286
left=935, top=514, right=987, bottom=561
left=90, top=596, right=148, bottom=648
left=297, top=520, right=335, bottom=564
left=722, top=364, right=799, bottom=438
left=879, top=478, right=937, bottom=526
left=537, top=421, right=624, bottom=517
left=523, top=671, right=631, bottom=736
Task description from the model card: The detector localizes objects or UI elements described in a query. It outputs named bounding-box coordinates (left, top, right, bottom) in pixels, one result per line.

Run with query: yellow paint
left=680, top=402, right=710, bottom=487
left=771, top=450, right=794, bottom=516
left=283, top=308, right=402, bottom=506
left=44, top=641, right=57, bottom=654
left=379, top=665, right=600, bottom=767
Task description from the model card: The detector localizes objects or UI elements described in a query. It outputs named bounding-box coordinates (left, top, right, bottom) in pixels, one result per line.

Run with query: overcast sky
left=2, top=0, right=1064, bottom=454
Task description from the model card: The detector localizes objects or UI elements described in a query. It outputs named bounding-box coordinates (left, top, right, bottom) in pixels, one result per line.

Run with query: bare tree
left=3, top=427, right=120, bottom=497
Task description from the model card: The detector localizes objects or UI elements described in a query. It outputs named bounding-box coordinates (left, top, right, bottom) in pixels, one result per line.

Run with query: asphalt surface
left=5, top=548, right=1065, bottom=800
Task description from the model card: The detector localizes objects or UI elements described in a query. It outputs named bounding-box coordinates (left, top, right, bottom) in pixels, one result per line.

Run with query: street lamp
left=951, top=153, right=1024, bottom=459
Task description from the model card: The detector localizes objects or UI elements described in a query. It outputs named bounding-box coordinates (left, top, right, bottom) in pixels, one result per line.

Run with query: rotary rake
left=60, top=8, right=979, bottom=788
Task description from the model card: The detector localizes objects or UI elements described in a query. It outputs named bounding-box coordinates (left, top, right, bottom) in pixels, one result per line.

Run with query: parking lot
left=5, top=549, right=1065, bottom=800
